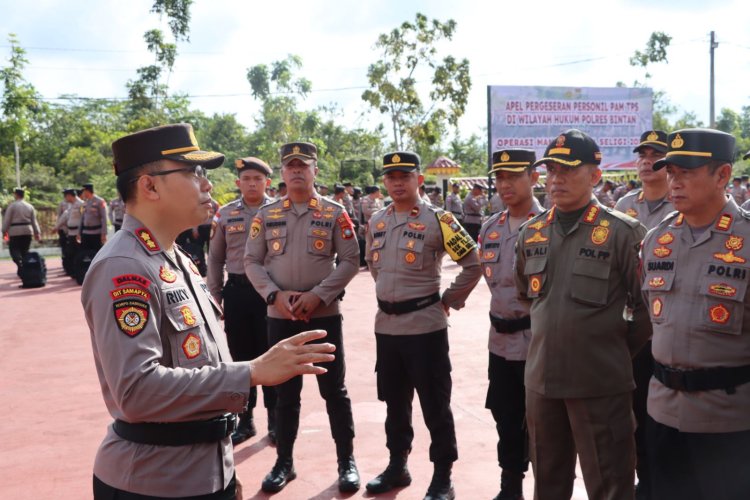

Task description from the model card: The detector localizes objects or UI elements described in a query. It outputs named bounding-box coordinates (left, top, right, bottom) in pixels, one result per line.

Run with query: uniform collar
left=385, top=199, right=424, bottom=218
left=280, top=194, right=322, bottom=212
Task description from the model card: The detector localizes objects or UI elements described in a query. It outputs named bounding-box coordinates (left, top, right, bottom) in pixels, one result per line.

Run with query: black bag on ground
left=74, top=249, right=97, bottom=285
left=20, top=252, right=47, bottom=288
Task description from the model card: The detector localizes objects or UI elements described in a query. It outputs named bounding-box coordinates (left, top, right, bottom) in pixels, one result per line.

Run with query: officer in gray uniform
left=463, top=184, right=486, bottom=241
left=479, top=149, right=543, bottom=500
left=445, top=182, right=464, bottom=222
left=207, top=156, right=276, bottom=445
left=515, top=129, right=651, bottom=500
left=109, top=196, right=125, bottom=232
left=2, top=188, right=41, bottom=273
left=364, top=151, right=482, bottom=500
left=58, top=190, right=84, bottom=276
left=244, top=141, right=361, bottom=494
left=77, top=183, right=108, bottom=251
left=641, top=129, right=750, bottom=500
left=57, top=188, right=73, bottom=252
left=84, top=123, right=335, bottom=500
left=614, top=129, right=673, bottom=499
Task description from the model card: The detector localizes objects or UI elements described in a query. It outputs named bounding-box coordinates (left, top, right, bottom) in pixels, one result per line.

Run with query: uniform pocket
left=307, top=226, right=333, bottom=256
left=570, top=258, right=610, bottom=307
left=523, top=256, right=547, bottom=298
left=697, top=275, right=748, bottom=335
left=265, top=226, right=287, bottom=256
left=397, top=237, right=425, bottom=269
left=165, top=301, right=210, bottom=367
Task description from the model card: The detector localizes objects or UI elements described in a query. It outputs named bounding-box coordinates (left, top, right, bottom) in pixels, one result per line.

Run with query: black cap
left=733, top=177, right=742, bottom=182
left=111, top=123, right=224, bottom=176
left=451, top=182, right=460, bottom=187
left=383, top=151, right=420, bottom=173
left=82, top=183, right=94, bottom=192
left=653, top=128, right=736, bottom=171
left=533, top=129, right=602, bottom=168
left=234, top=157, right=272, bottom=176
left=280, top=142, right=317, bottom=166
left=353, top=186, right=362, bottom=194
left=13, top=188, right=24, bottom=196
left=633, top=130, right=668, bottom=153
left=63, top=188, right=76, bottom=196
left=472, top=183, right=483, bottom=190
left=334, top=184, right=345, bottom=194
left=490, top=149, right=536, bottom=174
left=343, top=181, right=353, bottom=187
left=278, top=182, right=286, bottom=189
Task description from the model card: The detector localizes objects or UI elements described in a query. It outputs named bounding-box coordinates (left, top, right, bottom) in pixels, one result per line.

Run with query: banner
left=487, top=86, right=653, bottom=169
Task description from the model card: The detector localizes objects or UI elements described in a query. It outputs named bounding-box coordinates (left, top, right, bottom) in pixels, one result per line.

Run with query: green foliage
left=361, top=13, right=471, bottom=151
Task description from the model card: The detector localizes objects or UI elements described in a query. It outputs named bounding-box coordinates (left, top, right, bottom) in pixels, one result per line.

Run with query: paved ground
left=0, top=256, right=588, bottom=499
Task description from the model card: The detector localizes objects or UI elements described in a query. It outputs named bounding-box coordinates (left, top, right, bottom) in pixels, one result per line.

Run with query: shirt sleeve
left=621, top=222, right=652, bottom=357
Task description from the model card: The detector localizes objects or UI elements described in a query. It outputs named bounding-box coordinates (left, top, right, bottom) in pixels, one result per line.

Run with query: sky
left=1, top=0, right=749, bottom=143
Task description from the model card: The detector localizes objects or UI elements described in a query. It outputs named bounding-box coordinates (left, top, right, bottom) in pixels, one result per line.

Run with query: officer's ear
left=530, top=170, right=540, bottom=184
left=137, top=174, right=161, bottom=202
left=265, top=177, right=272, bottom=189
left=588, top=165, right=602, bottom=187
left=714, top=162, right=732, bottom=190
left=418, top=173, right=425, bottom=185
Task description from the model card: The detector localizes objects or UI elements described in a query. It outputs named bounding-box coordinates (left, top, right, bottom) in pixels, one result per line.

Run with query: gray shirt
left=79, top=195, right=108, bottom=236
left=614, top=189, right=674, bottom=230
left=2, top=199, right=41, bottom=237
left=445, top=192, right=463, bottom=217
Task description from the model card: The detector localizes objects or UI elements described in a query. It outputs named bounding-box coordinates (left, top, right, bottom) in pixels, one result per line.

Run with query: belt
left=227, top=273, right=251, bottom=286
left=67, top=226, right=78, bottom=230
left=10, top=222, right=30, bottom=226
left=82, top=225, right=101, bottom=230
left=377, top=292, right=441, bottom=315
left=490, top=313, right=530, bottom=334
left=112, top=413, right=237, bottom=446
left=653, top=361, right=750, bottom=394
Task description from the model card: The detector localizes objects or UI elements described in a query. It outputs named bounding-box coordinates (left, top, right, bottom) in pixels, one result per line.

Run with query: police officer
left=244, top=141, right=361, bottom=493
left=480, top=150, right=543, bottom=500
left=614, top=129, right=673, bottom=499
left=57, top=188, right=73, bottom=254
left=57, top=189, right=84, bottom=276
left=207, top=156, right=276, bottom=446
left=78, top=183, right=108, bottom=251
left=364, top=152, right=482, bottom=500
left=109, top=195, right=125, bottom=232
left=641, top=129, right=750, bottom=500
left=2, top=188, right=41, bottom=273
left=463, top=183, right=486, bottom=241
left=515, top=129, right=651, bottom=500
left=445, top=182, right=464, bottom=221
left=84, top=123, right=335, bottom=500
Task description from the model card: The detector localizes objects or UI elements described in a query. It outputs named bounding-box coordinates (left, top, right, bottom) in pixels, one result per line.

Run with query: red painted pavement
left=0, top=257, right=588, bottom=499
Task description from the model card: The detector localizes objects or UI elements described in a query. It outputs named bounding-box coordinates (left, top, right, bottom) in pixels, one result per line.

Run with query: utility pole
left=710, top=30, right=718, bottom=128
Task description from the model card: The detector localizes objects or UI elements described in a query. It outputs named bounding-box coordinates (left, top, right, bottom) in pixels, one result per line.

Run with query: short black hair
left=117, top=161, right=160, bottom=203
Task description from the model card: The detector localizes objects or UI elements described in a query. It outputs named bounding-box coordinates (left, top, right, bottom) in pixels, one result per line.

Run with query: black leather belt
left=113, top=413, right=237, bottom=446
left=378, top=292, right=441, bottom=315
left=227, top=273, right=251, bottom=286
left=490, top=313, right=531, bottom=334
left=83, top=225, right=101, bottom=230
left=10, top=222, right=30, bottom=226
left=654, top=361, right=750, bottom=394
left=67, top=226, right=78, bottom=230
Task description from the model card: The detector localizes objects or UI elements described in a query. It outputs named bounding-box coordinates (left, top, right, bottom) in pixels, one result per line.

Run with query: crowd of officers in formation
left=3, top=120, right=747, bottom=500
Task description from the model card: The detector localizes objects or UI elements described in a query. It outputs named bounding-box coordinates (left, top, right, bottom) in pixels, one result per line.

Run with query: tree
left=625, top=32, right=676, bottom=130
left=0, top=34, right=42, bottom=188
left=361, top=13, right=471, bottom=151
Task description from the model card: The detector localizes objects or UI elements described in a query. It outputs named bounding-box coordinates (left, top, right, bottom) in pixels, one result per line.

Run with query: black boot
left=267, top=408, right=277, bottom=445
left=424, top=463, right=455, bottom=500
left=493, top=470, right=525, bottom=500
left=337, top=455, right=361, bottom=492
left=231, top=409, right=256, bottom=445
left=365, top=451, right=412, bottom=494
left=261, top=456, right=296, bottom=493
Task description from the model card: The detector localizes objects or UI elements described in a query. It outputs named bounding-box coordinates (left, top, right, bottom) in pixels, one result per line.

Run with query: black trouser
left=647, top=416, right=750, bottom=500
left=463, top=222, right=481, bottom=243
left=486, top=353, right=529, bottom=473
left=63, top=235, right=79, bottom=275
left=268, top=315, right=354, bottom=459
left=8, top=235, right=32, bottom=271
left=358, top=236, right=367, bottom=267
left=81, top=233, right=103, bottom=251
left=222, top=278, right=275, bottom=411
left=57, top=229, right=66, bottom=249
left=94, top=474, right=236, bottom=500
left=375, top=329, right=457, bottom=464
left=114, top=223, right=122, bottom=232
left=632, top=340, right=653, bottom=487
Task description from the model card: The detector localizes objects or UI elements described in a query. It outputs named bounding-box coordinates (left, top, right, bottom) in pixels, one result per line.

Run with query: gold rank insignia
left=626, top=209, right=638, bottom=218
left=709, top=283, right=737, bottom=297
left=674, top=214, right=685, bottom=226
left=530, top=275, right=542, bottom=293
left=725, top=234, right=744, bottom=251
left=657, top=232, right=675, bottom=245
left=653, top=246, right=672, bottom=258
left=405, top=252, right=416, bottom=264
left=528, top=220, right=546, bottom=231
left=159, top=265, right=177, bottom=283
left=182, top=333, right=202, bottom=359
left=713, top=250, right=746, bottom=264
left=671, top=133, right=684, bottom=149
left=709, top=304, right=730, bottom=324
left=309, top=198, right=319, bottom=208
left=652, top=298, right=663, bottom=317
left=179, top=305, right=197, bottom=326
left=590, top=220, right=610, bottom=245
left=282, top=199, right=291, bottom=209
left=525, top=231, right=548, bottom=244
left=372, top=251, right=380, bottom=262
left=314, top=239, right=325, bottom=250
left=485, top=266, right=492, bottom=278
left=716, top=214, right=732, bottom=231
left=583, top=205, right=600, bottom=223
left=376, top=221, right=386, bottom=230
left=136, top=228, right=160, bottom=251
left=648, top=276, right=665, bottom=288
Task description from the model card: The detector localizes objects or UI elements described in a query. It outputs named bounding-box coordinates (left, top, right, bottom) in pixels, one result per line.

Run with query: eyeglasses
left=131, top=165, right=207, bottom=183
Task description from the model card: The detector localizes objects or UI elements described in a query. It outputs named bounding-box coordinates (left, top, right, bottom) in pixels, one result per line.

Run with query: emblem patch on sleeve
left=113, top=299, right=150, bottom=337
left=337, top=213, right=355, bottom=239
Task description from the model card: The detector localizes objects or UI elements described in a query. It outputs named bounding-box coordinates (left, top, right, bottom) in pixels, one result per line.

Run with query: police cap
left=280, top=142, right=317, bottom=166
left=633, top=130, right=668, bottom=154
left=533, top=129, right=602, bottom=168
left=490, top=149, right=536, bottom=174
left=383, top=151, right=420, bottom=173
left=653, top=128, right=736, bottom=171
left=234, top=157, right=272, bottom=176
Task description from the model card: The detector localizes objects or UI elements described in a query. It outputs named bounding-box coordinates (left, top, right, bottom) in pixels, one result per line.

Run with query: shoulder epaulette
left=602, top=206, right=642, bottom=228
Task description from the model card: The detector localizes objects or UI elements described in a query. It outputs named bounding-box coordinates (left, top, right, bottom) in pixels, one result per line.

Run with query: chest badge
left=272, top=240, right=282, bottom=252
left=525, top=231, right=548, bottom=244
left=709, top=304, right=730, bottom=324
left=590, top=220, right=610, bottom=245
left=485, top=266, right=492, bottom=278
left=625, top=208, right=638, bottom=218
left=182, top=333, right=202, bottom=359
left=648, top=276, right=665, bottom=288
left=657, top=232, right=674, bottom=245
left=314, top=239, right=325, bottom=250
left=530, top=275, right=542, bottom=293
left=487, top=230, right=500, bottom=240
left=404, top=252, right=417, bottom=264
left=483, top=251, right=496, bottom=260
left=653, top=247, right=672, bottom=258
left=708, top=283, right=737, bottom=297
left=179, top=305, right=197, bottom=326
left=159, top=265, right=177, bottom=283
left=652, top=298, right=663, bottom=317
left=372, top=251, right=380, bottom=262
left=376, top=221, right=386, bottom=230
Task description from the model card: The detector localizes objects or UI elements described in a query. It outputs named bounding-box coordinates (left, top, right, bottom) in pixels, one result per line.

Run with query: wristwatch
left=266, top=291, right=278, bottom=305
